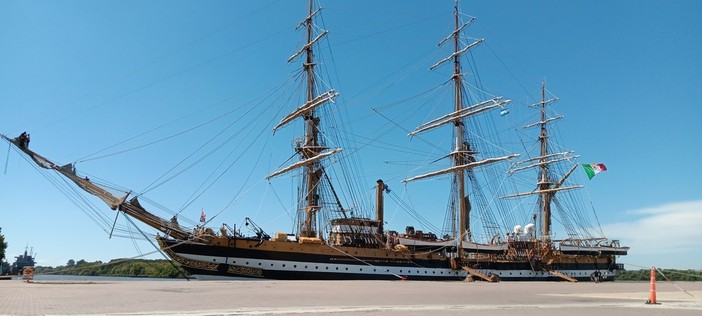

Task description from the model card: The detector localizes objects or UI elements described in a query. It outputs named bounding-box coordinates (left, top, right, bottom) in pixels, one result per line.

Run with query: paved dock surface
left=1, top=279, right=700, bottom=315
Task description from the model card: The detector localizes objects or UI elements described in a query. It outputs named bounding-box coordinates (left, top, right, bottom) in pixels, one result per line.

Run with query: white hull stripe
left=179, top=252, right=462, bottom=278
left=176, top=252, right=613, bottom=279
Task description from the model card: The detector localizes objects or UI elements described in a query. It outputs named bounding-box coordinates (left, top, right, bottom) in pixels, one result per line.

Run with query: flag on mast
left=200, top=209, right=206, bottom=223
left=582, top=163, right=607, bottom=180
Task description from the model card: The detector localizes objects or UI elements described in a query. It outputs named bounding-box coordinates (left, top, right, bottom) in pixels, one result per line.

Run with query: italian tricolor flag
left=582, top=163, right=607, bottom=180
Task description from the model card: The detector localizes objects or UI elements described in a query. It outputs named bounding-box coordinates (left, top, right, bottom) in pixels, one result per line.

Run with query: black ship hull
left=158, top=237, right=619, bottom=282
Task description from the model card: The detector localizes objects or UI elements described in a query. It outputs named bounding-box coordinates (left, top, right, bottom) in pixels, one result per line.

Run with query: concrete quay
left=1, top=279, right=700, bottom=315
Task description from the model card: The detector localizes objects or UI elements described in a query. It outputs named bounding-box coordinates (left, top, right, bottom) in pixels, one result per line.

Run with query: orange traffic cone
left=646, top=266, right=659, bottom=304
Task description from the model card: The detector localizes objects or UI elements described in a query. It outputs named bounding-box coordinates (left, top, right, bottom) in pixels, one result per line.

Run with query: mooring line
left=326, top=243, right=405, bottom=280
left=655, top=267, right=696, bottom=298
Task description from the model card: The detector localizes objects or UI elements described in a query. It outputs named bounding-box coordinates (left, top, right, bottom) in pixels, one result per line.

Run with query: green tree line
left=0, top=228, right=7, bottom=263
left=617, top=269, right=702, bottom=281
left=0, top=228, right=8, bottom=274
left=34, top=259, right=188, bottom=279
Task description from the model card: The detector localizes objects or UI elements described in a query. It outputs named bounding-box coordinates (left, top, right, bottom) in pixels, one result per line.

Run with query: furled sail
left=437, top=17, right=475, bottom=47
left=408, top=97, right=510, bottom=137
left=522, top=116, right=563, bottom=129
left=430, top=38, right=483, bottom=70
left=403, top=154, right=518, bottom=183
left=119, top=197, right=190, bottom=240
left=266, top=148, right=341, bottom=180
left=56, top=163, right=124, bottom=210
left=287, top=30, right=328, bottom=63
left=273, top=89, right=339, bottom=131
left=508, top=152, right=578, bottom=174
left=501, top=185, right=583, bottom=199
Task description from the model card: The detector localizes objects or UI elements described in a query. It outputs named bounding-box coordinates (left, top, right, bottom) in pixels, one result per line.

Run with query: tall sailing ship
left=2, top=0, right=626, bottom=281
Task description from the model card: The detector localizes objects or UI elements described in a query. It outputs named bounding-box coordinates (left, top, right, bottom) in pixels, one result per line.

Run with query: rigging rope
left=3, top=142, right=9, bottom=175
left=33, top=236, right=197, bottom=279
left=624, top=262, right=699, bottom=298
left=325, top=243, right=405, bottom=280
left=178, top=104, right=275, bottom=216
left=655, top=267, right=697, bottom=298
left=584, top=186, right=607, bottom=237
left=387, top=189, right=440, bottom=233
left=267, top=177, right=295, bottom=223
left=483, top=42, right=534, bottom=99
left=125, top=215, right=145, bottom=258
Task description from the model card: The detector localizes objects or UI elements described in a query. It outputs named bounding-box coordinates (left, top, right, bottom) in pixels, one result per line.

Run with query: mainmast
left=404, top=1, right=515, bottom=252
left=268, top=0, right=340, bottom=239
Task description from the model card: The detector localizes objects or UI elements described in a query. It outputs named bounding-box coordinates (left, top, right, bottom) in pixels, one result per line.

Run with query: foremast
left=1, top=134, right=191, bottom=241
left=268, top=0, right=340, bottom=239
left=403, top=1, right=516, bottom=256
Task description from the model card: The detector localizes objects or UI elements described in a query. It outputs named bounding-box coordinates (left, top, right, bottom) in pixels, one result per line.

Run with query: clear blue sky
left=1, top=0, right=700, bottom=270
